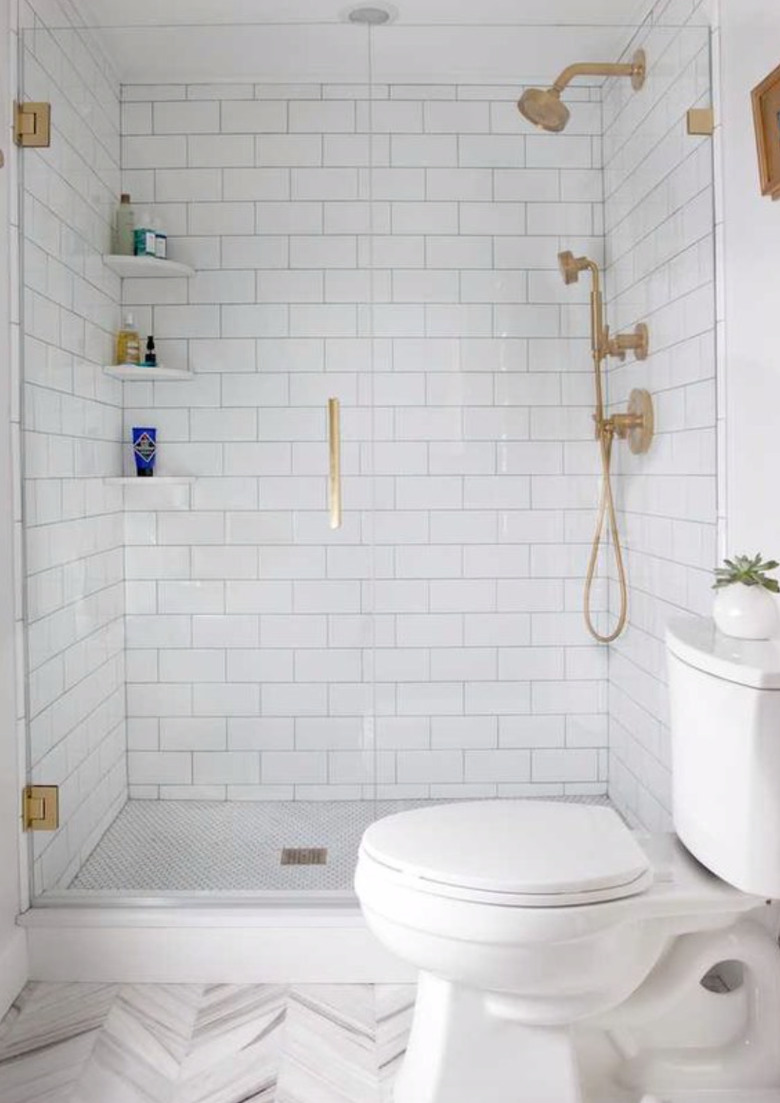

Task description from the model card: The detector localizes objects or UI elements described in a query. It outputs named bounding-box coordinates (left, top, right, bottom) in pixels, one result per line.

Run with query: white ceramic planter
left=713, top=584, right=779, bottom=640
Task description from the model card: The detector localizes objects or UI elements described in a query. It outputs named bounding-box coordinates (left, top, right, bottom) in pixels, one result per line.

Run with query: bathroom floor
left=1, top=982, right=778, bottom=1103
left=66, top=795, right=611, bottom=895
left=0, top=981, right=414, bottom=1102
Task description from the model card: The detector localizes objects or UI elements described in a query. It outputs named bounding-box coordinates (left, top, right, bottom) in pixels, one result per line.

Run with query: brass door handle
left=328, top=398, right=341, bottom=529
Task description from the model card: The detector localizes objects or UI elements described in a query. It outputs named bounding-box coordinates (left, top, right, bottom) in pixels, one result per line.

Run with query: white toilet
left=355, top=617, right=780, bottom=1102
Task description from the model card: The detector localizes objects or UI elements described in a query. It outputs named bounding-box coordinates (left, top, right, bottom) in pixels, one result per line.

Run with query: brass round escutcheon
left=631, top=48, right=647, bottom=91
left=633, top=322, right=649, bottom=361
left=627, top=388, right=654, bottom=455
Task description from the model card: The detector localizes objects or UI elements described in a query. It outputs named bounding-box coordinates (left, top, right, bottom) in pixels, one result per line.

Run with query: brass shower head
left=517, top=87, right=569, bottom=133
left=518, top=49, right=646, bottom=133
left=558, top=251, right=592, bottom=285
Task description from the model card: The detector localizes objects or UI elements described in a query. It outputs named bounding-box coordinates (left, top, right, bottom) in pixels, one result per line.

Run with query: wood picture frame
left=752, top=62, right=780, bottom=200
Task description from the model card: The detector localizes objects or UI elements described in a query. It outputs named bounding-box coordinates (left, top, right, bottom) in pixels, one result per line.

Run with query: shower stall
left=14, top=0, right=717, bottom=922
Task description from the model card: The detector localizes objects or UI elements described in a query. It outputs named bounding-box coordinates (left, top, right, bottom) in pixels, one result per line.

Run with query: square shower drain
left=280, top=847, right=328, bottom=866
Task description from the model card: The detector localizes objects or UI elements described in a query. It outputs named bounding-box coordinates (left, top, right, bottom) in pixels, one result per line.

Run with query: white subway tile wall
left=604, top=3, right=715, bottom=830
left=20, top=1, right=126, bottom=893
left=120, top=80, right=608, bottom=801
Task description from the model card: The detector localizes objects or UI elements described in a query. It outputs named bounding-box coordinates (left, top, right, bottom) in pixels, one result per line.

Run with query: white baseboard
left=21, top=907, right=415, bottom=984
left=0, top=928, right=28, bottom=1014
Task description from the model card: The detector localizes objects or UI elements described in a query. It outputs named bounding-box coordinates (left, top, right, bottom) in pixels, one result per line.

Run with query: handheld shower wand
left=557, top=251, right=653, bottom=643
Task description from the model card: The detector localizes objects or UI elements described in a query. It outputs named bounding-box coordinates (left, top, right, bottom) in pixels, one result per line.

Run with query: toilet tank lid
left=667, top=616, right=780, bottom=689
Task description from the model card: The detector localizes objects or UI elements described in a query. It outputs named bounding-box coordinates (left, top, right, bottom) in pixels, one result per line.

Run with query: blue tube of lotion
left=132, top=427, right=157, bottom=477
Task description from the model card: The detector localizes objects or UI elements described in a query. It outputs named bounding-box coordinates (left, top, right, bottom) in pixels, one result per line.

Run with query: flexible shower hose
left=584, top=427, right=629, bottom=643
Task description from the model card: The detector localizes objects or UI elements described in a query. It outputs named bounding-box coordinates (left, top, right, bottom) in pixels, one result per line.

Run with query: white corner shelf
left=103, top=364, right=193, bottom=382
left=105, top=477, right=196, bottom=486
left=103, top=255, right=195, bottom=279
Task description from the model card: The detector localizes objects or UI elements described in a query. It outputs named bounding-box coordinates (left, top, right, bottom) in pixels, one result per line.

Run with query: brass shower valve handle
left=592, top=389, right=654, bottom=455
left=606, top=323, right=649, bottom=362
left=608, top=411, right=645, bottom=439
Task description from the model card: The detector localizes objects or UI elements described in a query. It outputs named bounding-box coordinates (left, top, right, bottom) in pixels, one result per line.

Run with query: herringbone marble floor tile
left=175, top=985, right=287, bottom=1103
left=0, top=984, right=415, bottom=1103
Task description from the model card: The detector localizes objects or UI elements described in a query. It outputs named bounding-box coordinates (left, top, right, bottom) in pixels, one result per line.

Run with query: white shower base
left=66, top=795, right=611, bottom=895
left=21, top=795, right=612, bottom=985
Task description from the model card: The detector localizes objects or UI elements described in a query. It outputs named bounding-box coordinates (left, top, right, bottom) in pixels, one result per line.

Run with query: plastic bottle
left=152, top=217, right=167, bottom=260
left=114, top=193, right=135, bottom=256
left=116, top=313, right=141, bottom=365
left=144, top=335, right=157, bottom=367
left=134, top=209, right=156, bottom=257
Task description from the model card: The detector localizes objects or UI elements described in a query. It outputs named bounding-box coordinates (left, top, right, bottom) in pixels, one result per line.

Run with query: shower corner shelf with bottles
left=103, top=364, right=193, bottom=382
left=103, top=254, right=197, bottom=380
left=103, top=254, right=195, bottom=279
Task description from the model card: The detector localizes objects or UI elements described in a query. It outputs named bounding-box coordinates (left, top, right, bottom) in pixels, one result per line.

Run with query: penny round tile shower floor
left=67, top=796, right=611, bottom=894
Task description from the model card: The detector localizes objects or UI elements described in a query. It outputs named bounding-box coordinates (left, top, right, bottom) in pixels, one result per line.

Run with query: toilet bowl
left=356, top=803, right=779, bottom=1103
left=355, top=620, right=780, bottom=1102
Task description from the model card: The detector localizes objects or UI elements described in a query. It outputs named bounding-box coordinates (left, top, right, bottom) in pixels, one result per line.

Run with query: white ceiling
left=69, top=0, right=658, bottom=85
left=76, top=1, right=653, bottom=28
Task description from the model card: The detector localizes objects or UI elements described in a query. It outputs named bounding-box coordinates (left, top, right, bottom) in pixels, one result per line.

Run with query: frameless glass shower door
left=19, top=10, right=383, bottom=900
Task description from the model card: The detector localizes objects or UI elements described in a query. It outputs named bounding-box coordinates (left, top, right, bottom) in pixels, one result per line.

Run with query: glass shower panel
left=18, top=11, right=383, bottom=901
left=18, top=17, right=126, bottom=898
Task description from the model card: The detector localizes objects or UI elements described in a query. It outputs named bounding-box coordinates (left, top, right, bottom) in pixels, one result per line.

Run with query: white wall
left=605, top=2, right=716, bottom=831
left=719, top=0, right=780, bottom=562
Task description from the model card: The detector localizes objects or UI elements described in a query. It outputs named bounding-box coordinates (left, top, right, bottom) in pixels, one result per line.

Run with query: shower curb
left=18, top=905, right=414, bottom=983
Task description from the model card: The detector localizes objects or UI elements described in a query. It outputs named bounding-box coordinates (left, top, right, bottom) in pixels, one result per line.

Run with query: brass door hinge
left=22, top=785, right=59, bottom=831
left=15, top=101, right=51, bottom=147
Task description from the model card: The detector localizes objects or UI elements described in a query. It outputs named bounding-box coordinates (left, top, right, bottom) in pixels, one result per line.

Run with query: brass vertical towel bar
left=328, top=398, right=342, bottom=529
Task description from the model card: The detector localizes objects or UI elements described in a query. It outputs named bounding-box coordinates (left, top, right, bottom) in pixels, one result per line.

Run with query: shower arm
left=551, top=57, right=643, bottom=94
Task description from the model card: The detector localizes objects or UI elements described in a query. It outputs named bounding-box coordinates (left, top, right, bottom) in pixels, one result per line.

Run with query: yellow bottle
left=116, top=313, right=141, bottom=365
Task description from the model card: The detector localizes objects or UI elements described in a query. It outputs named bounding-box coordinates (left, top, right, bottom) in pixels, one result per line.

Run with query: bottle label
left=134, top=229, right=156, bottom=257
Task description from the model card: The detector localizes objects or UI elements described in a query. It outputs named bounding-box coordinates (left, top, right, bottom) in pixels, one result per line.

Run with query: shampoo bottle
left=116, top=313, right=141, bottom=365
left=114, top=193, right=135, bottom=256
left=133, top=427, right=157, bottom=477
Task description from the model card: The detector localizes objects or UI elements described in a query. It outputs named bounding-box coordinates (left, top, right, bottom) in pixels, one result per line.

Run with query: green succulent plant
left=713, top=553, right=780, bottom=593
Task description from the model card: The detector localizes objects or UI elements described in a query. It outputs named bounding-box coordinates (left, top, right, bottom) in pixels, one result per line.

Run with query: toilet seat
left=359, top=800, right=653, bottom=907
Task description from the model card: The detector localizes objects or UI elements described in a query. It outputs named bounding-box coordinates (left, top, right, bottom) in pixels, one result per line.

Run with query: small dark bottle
left=145, top=335, right=157, bottom=367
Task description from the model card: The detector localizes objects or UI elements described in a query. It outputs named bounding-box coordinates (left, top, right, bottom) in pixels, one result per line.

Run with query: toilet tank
left=667, top=617, right=780, bottom=898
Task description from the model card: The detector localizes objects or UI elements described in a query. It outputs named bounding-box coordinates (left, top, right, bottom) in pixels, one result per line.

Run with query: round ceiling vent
left=345, top=5, right=396, bottom=24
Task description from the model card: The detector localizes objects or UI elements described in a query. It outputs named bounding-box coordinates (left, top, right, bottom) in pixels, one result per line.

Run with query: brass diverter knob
left=606, top=322, right=649, bottom=362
